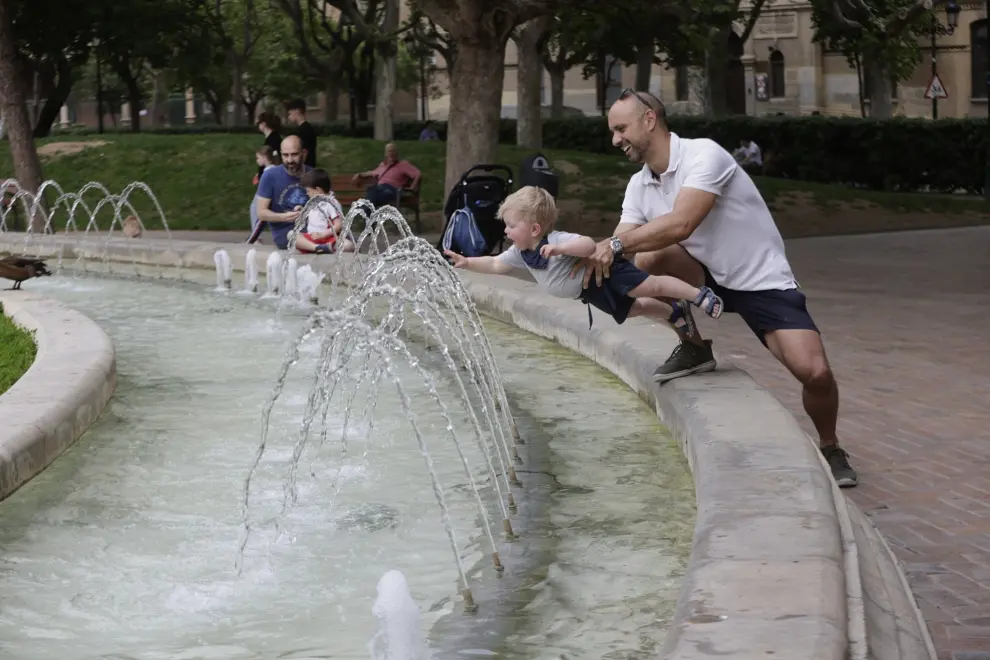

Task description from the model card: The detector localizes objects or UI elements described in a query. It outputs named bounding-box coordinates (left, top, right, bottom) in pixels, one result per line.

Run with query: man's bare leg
left=763, top=328, right=856, bottom=486
left=634, top=246, right=718, bottom=382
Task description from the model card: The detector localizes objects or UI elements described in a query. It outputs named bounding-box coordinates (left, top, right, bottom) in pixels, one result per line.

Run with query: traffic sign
left=924, top=74, right=948, bottom=100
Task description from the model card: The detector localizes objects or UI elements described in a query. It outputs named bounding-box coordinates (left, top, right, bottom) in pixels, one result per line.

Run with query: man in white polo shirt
left=579, top=89, right=856, bottom=487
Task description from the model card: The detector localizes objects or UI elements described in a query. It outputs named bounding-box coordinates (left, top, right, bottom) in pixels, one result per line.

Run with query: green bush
left=54, top=114, right=987, bottom=194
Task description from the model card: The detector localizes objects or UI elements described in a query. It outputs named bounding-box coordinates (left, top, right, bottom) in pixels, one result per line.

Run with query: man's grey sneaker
left=822, top=445, right=858, bottom=488
left=652, top=340, right=717, bottom=383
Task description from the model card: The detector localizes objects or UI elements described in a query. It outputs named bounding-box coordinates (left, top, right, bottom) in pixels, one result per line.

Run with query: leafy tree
left=9, top=0, right=94, bottom=136
left=0, top=0, right=44, bottom=228
left=96, top=0, right=212, bottom=131
left=413, top=0, right=559, bottom=195
left=810, top=0, right=938, bottom=118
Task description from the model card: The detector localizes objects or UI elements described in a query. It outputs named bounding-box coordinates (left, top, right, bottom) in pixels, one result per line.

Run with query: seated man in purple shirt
left=351, top=142, right=422, bottom=209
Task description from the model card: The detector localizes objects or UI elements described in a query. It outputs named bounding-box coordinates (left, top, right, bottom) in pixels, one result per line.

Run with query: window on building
left=674, top=65, right=689, bottom=101
left=973, top=19, right=988, bottom=100
left=769, top=50, right=785, bottom=98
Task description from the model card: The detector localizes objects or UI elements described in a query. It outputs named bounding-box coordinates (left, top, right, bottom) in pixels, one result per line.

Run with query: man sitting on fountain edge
left=248, top=135, right=312, bottom=249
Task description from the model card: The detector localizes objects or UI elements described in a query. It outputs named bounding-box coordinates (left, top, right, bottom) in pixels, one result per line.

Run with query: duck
left=0, top=256, right=52, bottom=289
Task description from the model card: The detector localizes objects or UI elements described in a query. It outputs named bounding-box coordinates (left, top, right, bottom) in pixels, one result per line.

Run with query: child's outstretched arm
left=444, top=250, right=514, bottom=275
left=540, top=236, right=596, bottom=258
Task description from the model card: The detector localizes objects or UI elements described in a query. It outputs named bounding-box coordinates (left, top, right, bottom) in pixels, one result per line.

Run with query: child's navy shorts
left=579, top=257, right=650, bottom=324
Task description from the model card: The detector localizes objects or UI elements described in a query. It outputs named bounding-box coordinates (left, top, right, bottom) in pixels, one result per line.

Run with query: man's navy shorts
left=580, top=258, right=650, bottom=324
left=702, top=266, right=819, bottom=346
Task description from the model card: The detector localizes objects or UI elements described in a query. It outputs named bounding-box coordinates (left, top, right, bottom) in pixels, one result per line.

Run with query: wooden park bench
left=330, top=174, right=423, bottom=233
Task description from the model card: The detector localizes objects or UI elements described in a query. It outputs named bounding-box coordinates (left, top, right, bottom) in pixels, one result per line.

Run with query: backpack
left=441, top=207, right=488, bottom=257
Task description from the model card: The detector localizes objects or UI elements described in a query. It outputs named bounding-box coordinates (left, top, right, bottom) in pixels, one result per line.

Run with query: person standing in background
left=286, top=98, right=317, bottom=168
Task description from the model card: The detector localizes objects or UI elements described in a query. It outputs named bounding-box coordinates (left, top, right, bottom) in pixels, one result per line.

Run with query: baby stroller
left=438, top=164, right=514, bottom=259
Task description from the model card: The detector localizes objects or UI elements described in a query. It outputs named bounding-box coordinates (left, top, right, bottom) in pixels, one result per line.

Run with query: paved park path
left=160, top=226, right=990, bottom=657
left=690, top=226, right=990, bottom=660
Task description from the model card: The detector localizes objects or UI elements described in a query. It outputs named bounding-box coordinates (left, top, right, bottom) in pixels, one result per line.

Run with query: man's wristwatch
left=608, top=235, right=624, bottom=257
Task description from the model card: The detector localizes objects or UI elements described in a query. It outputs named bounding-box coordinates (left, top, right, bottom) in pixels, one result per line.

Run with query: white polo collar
left=642, top=133, right=682, bottom=185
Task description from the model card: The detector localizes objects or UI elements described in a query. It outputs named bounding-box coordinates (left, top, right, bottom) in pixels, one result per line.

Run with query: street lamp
left=929, top=1, right=961, bottom=119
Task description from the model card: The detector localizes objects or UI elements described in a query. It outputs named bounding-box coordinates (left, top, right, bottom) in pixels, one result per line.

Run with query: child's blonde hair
left=498, top=186, right=557, bottom=236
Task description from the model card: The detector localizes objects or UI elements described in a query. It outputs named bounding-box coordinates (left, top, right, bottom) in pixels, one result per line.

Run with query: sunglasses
left=618, top=88, right=666, bottom=118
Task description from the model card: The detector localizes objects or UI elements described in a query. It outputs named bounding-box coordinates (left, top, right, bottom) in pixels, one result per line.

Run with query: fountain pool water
left=0, top=271, right=693, bottom=658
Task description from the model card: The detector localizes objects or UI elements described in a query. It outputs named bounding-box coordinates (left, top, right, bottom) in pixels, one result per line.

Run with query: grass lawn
left=0, top=133, right=986, bottom=238
left=0, top=305, right=36, bottom=395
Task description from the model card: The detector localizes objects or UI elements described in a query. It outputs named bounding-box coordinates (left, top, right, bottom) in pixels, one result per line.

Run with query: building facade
left=428, top=0, right=989, bottom=120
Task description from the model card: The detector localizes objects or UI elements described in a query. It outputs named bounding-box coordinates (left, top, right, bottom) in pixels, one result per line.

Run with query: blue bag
left=441, top=207, right=488, bottom=257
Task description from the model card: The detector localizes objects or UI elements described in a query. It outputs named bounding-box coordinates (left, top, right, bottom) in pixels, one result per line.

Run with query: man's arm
left=610, top=188, right=717, bottom=256
left=406, top=162, right=422, bottom=190
left=256, top=197, right=298, bottom=224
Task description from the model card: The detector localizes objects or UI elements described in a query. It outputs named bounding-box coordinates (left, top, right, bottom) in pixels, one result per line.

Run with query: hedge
left=54, top=115, right=987, bottom=194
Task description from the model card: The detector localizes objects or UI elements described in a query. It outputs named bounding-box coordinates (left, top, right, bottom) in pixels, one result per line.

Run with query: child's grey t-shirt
left=496, top=230, right=586, bottom=299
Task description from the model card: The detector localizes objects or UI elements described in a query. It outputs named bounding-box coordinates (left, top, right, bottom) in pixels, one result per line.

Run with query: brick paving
left=688, top=226, right=990, bottom=660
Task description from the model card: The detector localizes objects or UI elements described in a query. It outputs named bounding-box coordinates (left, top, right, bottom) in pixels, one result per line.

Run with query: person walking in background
left=255, top=112, right=283, bottom=184
left=286, top=98, right=317, bottom=168
left=249, top=145, right=279, bottom=239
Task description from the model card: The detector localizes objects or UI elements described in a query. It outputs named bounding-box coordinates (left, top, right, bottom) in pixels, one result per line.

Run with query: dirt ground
left=37, top=141, right=109, bottom=160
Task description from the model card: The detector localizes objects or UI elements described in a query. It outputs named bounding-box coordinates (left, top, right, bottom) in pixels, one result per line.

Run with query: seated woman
left=294, top=169, right=356, bottom=255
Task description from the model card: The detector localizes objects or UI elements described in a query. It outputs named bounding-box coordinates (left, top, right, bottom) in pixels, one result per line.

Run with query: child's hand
left=539, top=243, right=558, bottom=258
left=444, top=250, right=467, bottom=268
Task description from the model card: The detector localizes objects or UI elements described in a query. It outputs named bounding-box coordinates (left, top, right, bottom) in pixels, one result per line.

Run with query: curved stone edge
left=0, top=291, right=117, bottom=501
left=0, top=235, right=935, bottom=659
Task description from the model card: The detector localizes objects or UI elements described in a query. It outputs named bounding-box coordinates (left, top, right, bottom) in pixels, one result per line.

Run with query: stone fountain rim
left=0, top=236, right=853, bottom=659
left=0, top=291, right=117, bottom=502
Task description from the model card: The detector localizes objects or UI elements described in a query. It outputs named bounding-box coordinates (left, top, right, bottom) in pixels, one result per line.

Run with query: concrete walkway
left=689, top=227, right=990, bottom=660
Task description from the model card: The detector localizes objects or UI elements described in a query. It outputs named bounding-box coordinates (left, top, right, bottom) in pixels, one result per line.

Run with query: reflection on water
left=0, top=274, right=693, bottom=659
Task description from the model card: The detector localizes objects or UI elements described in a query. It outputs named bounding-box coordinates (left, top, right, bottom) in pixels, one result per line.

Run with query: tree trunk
left=864, top=59, right=893, bottom=119
left=324, top=75, right=339, bottom=122
left=0, top=0, right=45, bottom=231
left=444, top=38, right=508, bottom=196
left=147, top=68, right=167, bottom=128
left=514, top=16, right=550, bottom=149
left=373, top=0, right=399, bottom=140
left=125, top=79, right=142, bottom=132
left=243, top=97, right=261, bottom=124
left=548, top=66, right=564, bottom=118
left=706, top=33, right=729, bottom=117
left=854, top=55, right=866, bottom=118
left=32, top=58, right=74, bottom=138
left=231, top=65, right=245, bottom=126
left=634, top=36, right=653, bottom=91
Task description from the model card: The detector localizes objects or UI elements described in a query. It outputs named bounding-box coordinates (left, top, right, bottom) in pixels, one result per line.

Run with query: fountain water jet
left=284, top=257, right=299, bottom=299
left=214, top=249, right=233, bottom=290
left=297, top=265, right=324, bottom=305
left=244, top=249, right=259, bottom=293
left=240, top=235, right=522, bottom=610
left=367, top=570, right=431, bottom=660
left=0, top=179, right=180, bottom=280
left=265, top=251, right=283, bottom=296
